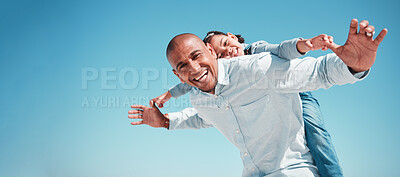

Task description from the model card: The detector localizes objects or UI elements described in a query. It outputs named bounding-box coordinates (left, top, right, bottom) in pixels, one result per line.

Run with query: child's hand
left=307, top=34, right=334, bottom=51
left=150, top=91, right=172, bottom=108
left=297, top=34, right=334, bottom=53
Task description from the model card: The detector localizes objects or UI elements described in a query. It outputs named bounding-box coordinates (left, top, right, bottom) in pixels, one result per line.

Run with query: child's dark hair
left=203, top=31, right=245, bottom=44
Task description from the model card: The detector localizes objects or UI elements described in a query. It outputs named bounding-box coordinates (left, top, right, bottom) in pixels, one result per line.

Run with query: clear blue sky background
left=1, top=0, right=399, bottom=176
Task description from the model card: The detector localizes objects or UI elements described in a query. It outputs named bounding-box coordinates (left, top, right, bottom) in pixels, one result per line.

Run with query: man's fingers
left=374, top=28, right=388, bottom=45
left=359, top=20, right=369, bottom=35
left=349, top=19, right=358, bottom=35
left=128, top=115, right=142, bottom=119
left=131, top=105, right=148, bottom=110
left=128, top=110, right=143, bottom=114
left=365, top=25, right=375, bottom=39
left=131, top=121, right=143, bottom=125
left=365, top=25, right=375, bottom=33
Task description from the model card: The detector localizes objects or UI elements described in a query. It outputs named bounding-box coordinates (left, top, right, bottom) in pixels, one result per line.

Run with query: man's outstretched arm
left=239, top=19, right=388, bottom=93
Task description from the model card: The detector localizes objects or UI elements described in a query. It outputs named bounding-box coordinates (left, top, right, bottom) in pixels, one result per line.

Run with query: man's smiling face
left=167, top=33, right=218, bottom=94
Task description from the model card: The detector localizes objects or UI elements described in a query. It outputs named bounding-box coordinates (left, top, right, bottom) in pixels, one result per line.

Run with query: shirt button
left=236, top=129, right=240, bottom=133
left=214, top=95, right=218, bottom=98
left=244, top=152, right=248, bottom=156
left=252, top=168, right=255, bottom=171
left=225, top=106, right=230, bottom=110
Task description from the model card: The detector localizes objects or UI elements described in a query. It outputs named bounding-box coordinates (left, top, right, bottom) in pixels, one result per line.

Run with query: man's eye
left=224, top=41, right=228, bottom=46
left=179, top=63, right=187, bottom=70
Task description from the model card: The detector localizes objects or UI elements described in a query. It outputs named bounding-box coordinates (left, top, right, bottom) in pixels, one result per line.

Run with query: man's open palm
left=129, top=101, right=166, bottom=128
left=328, top=19, right=387, bottom=72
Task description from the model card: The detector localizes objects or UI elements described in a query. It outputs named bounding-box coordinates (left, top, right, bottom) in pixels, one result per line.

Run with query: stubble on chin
left=199, top=79, right=217, bottom=93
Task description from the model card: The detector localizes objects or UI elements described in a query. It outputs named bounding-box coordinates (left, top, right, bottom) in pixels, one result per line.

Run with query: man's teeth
left=195, top=70, right=207, bottom=81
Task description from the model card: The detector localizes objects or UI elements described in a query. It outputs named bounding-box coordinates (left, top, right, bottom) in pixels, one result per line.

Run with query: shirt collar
left=217, top=59, right=230, bottom=86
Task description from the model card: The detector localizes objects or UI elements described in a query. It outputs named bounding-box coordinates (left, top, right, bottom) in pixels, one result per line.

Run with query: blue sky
left=0, top=0, right=399, bottom=176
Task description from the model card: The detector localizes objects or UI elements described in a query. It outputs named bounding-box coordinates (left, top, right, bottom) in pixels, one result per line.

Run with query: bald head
left=166, top=33, right=204, bottom=63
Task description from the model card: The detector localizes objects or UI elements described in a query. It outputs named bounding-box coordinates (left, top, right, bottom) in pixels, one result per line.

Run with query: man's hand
left=297, top=34, right=334, bottom=53
left=150, top=91, right=172, bottom=108
left=327, top=19, right=388, bottom=72
left=128, top=101, right=169, bottom=128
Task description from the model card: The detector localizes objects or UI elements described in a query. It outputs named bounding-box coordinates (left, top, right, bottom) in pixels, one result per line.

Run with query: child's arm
left=248, top=34, right=333, bottom=59
left=150, top=82, right=193, bottom=108
left=247, top=39, right=302, bottom=59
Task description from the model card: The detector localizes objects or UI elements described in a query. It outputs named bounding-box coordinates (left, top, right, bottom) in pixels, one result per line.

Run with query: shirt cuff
left=166, top=112, right=181, bottom=130
left=352, top=69, right=370, bottom=79
left=168, top=86, right=180, bottom=98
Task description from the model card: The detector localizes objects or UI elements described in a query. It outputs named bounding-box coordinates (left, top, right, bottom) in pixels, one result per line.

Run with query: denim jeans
left=300, top=92, right=344, bottom=177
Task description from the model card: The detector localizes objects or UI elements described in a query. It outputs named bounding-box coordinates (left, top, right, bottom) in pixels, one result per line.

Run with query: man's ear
left=172, top=69, right=185, bottom=83
left=227, top=32, right=238, bottom=41
left=206, top=43, right=217, bottom=59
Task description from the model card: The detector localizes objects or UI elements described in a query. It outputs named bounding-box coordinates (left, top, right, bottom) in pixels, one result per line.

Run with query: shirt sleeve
left=168, top=83, right=193, bottom=98
left=230, top=53, right=369, bottom=93
left=249, top=38, right=305, bottom=59
left=168, top=107, right=214, bottom=130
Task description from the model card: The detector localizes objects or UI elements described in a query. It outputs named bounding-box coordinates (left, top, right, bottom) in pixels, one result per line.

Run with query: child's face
left=208, top=33, right=245, bottom=59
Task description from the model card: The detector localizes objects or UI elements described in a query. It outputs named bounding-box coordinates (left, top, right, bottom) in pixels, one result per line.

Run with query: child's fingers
left=323, top=35, right=329, bottom=42
left=150, top=97, right=164, bottom=108
left=150, top=100, right=156, bottom=108
left=328, top=36, right=333, bottom=43
left=317, top=34, right=328, bottom=40
left=305, top=40, right=313, bottom=49
left=150, top=96, right=162, bottom=105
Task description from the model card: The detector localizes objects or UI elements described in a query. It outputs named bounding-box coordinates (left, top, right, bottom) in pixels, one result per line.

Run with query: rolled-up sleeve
left=168, top=83, right=193, bottom=98
left=168, top=107, right=213, bottom=130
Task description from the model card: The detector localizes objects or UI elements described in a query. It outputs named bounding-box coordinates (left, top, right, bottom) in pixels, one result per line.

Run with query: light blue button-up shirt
left=168, top=52, right=367, bottom=177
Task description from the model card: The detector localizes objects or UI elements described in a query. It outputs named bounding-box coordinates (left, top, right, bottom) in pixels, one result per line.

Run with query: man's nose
left=188, top=60, right=201, bottom=73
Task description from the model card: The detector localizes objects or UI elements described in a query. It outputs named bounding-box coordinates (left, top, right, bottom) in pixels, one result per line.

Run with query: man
left=128, top=19, right=387, bottom=176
